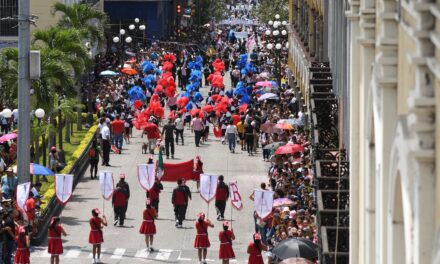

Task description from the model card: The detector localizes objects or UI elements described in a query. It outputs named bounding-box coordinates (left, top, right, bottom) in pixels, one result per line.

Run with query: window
left=0, top=0, right=18, bottom=37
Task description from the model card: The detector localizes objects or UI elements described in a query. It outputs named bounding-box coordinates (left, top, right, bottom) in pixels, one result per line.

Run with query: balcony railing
left=308, top=63, right=350, bottom=264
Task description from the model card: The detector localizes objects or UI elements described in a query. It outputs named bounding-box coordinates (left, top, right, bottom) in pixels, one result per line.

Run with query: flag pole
left=102, top=172, right=105, bottom=215
left=207, top=175, right=211, bottom=219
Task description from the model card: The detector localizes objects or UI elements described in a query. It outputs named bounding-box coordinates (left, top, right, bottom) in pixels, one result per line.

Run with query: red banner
left=160, top=159, right=195, bottom=182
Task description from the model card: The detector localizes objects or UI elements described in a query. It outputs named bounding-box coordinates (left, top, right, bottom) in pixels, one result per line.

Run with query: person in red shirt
left=219, top=221, right=235, bottom=263
left=215, top=175, right=229, bottom=221
left=194, top=212, right=214, bottom=264
left=172, top=179, right=190, bottom=228
left=145, top=125, right=161, bottom=154
left=111, top=115, right=125, bottom=153
left=147, top=178, right=163, bottom=215
left=139, top=199, right=157, bottom=252
left=112, top=186, right=128, bottom=226
left=48, top=216, right=67, bottom=264
left=25, top=192, right=37, bottom=234
left=89, top=208, right=107, bottom=264
left=247, top=233, right=267, bottom=264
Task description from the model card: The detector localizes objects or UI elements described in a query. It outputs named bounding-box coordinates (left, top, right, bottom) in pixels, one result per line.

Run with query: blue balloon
left=194, top=92, right=203, bottom=102
left=225, top=89, right=233, bottom=98
left=185, top=101, right=193, bottom=111
left=181, top=92, right=190, bottom=98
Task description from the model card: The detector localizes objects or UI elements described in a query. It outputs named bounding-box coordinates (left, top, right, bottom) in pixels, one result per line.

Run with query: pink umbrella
left=256, top=81, right=272, bottom=87
left=273, top=198, right=295, bottom=207
left=0, top=133, right=17, bottom=143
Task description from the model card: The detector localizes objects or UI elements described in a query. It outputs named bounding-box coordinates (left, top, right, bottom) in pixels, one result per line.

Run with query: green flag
left=157, top=148, right=164, bottom=178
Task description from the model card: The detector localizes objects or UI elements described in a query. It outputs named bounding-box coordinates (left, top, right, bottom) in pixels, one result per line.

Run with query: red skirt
left=89, top=230, right=103, bottom=245
left=248, top=254, right=264, bottom=264
left=48, top=237, right=63, bottom=255
left=139, top=220, right=156, bottom=235
left=194, top=234, right=210, bottom=248
left=219, top=242, right=235, bottom=259
left=14, top=248, right=30, bottom=264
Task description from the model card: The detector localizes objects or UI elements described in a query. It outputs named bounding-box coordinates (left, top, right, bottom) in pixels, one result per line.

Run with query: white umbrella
left=99, top=70, right=117, bottom=76
left=258, top=93, right=279, bottom=101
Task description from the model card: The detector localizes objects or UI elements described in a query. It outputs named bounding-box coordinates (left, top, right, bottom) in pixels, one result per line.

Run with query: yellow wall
left=30, top=0, right=62, bottom=33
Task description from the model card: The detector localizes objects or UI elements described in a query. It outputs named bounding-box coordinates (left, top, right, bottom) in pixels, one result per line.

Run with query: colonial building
left=288, top=0, right=440, bottom=263
left=347, top=0, right=440, bottom=263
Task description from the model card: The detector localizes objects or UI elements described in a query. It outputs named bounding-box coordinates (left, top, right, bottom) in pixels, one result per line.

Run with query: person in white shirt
left=225, top=121, right=238, bottom=153
left=174, top=113, right=185, bottom=145
left=100, top=120, right=111, bottom=166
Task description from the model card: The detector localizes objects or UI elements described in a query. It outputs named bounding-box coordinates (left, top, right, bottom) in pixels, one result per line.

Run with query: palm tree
left=51, top=2, right=107, bottom=130
left=0, top=48, right=19, bottom=107
left=52, top=2, right=107, bottom=50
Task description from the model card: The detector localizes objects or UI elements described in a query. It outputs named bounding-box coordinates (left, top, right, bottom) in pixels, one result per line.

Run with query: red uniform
left=88, top=216, right=104, bottom=244
left=194, top=220, right=210, bottom=248
left=147, top=183, right=161, bottom=200
left=247, top=242, right=264, bottom=264
left=48, top=225, right=63, bottom=255
left=219, top=230, right=235, bottom=260
left=14, top=236, right=30, bottom=264
left=139, top=208, right=157, bottom=235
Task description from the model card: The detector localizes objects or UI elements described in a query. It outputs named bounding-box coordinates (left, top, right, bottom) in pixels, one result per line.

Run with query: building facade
left=347, top=0, right=440, bottom=263
left=288, top=0, right=440, bottom=263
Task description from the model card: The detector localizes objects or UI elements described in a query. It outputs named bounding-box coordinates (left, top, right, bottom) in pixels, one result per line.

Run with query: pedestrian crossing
left=30, top=246, right=249, bottom=263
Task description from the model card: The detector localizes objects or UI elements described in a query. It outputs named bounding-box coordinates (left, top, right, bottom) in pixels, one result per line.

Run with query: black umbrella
left=272, top=238, right=318, bottom=261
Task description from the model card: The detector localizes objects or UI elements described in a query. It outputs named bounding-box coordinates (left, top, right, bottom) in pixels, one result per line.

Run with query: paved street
left=30, top=84, right=269, bottom=263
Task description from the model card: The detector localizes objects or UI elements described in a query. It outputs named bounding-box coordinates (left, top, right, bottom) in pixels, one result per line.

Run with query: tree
left=52, top=2, right=107, bottom=50
left=253, top=0, right=289, bottom=23
left=51, top=2, right=107, bottom=130
left=195, top=0, right=228, bottom=26
left=0, top=48, right=19, bottom=107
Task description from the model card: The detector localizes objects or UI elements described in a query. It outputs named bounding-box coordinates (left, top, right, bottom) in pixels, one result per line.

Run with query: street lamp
left=282, top=30, right=287, bottom=36
left=273, top=30, right=280, bottom=36
left=119, top=29, right=126, bottom=36
left=113, top=36, right=120, bottom=43
left=134, top=18, right=140, bottom=23
left=35, top=108, right=45, bottom=119
left=282, top=21, right=287, bottom=26
left=268, top=20, right=273, bottom=26
left=125, top=36, right=132, bottom=43
left=275, top=43, right=282, bottom=50
left=129, top=24, right=135, bottom=30
left=265, top=29, right=271, bottom=36
left=275, top=14, right=280, bottom=20
left=267, top=43, right=273, bottom=50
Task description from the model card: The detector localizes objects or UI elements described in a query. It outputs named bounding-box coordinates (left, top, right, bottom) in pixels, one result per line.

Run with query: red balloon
left=134, top=100, right=143, bottom=109
left=154, top=85, right=164, bottom=93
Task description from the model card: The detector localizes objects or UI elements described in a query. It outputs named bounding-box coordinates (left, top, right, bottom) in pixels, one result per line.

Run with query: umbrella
left=260, top=123, right=280, bottom=134
left=256, top=81, right=272, bottom=87
left=0, top=133, right=17, bottom=143
left=121, top=68, right=138, bottom=75
left=273, top=198, right=294, bottom=207
left=31, top=163, right=55, bottom=175
left=263, top=142, right=286, bottom=150
left=202, top=105, right=214, bottom=113
left=258, top=93, right=279, bottom=101
left=13, top=163, right=54, bottom=175
left=279, top=257, right=314, bottom=264
left=274, top=144, right=305, bottom=155
left=275, top=123, right=294, bottom=130
left=99, top=70, right=117, bottom=76
left=272, top=238, right=318, bottom=260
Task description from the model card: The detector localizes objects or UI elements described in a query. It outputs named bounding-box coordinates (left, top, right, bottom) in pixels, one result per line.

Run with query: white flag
left=229, top=181, right=243, bottom=210
left=254, top=189, right=274, bottom=219
left=55, top=174, right=73, bottom=204
left=200, top=174, right=218, bottom=203
left=17, top=182, right=31, bottom=212
left=138, top=164, right=156, bottom=191
left=99, top=171, right=114, bottom=200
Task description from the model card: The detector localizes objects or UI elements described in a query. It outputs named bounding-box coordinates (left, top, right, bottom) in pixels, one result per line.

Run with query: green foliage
left=33, top=27, right=89, bottom=78
left=0, top=48, right=19, bottom=107
left=253, top=0, right=289, bottom=23
left=195, top=0, right=228, bottom=25
left=52, top=2, right=108, bottom=50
